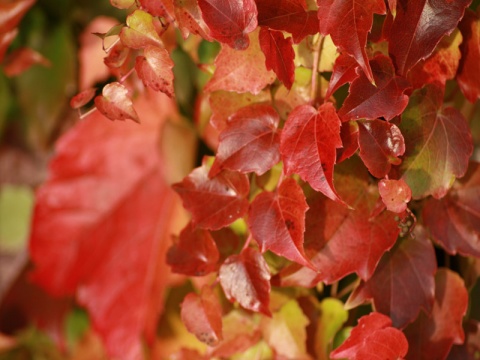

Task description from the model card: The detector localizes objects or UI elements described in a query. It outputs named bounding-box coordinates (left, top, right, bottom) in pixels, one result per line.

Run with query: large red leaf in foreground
left=423, top=162, right=480, bottom=257
left=404, top=269, right=468, bottom=360
left=280, top=102, right=342, bottom=202
left=198, top=0, right=258, bottom=50
left=29, top=91, right=180, bottom=360
left=317, top=0, right=386, bottom=83
left=347, top=228, right=436, bottom=328
left=330, top=312, right=408, bottom=360
left=388, top=0, right=471, bottom=75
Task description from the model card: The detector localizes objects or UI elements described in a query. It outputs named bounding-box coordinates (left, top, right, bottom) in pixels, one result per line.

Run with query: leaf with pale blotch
left=404, top=269, right=468, bottom=360
left=94, top=82, right=140, bottom=123
left=219, top=247, right=271, bottom=316
left=248, top=178, right=313, bottom=269
left=378, top=178, right=411, bottom=213
left=204, top=30, right=276, bottom=94
left=347, top=228, right=436, bottom=328
left=261, top=299, right=310, bottom=359
left=135, top=45, right=174, bottom=97
left=315, top=298, right=348, bottom=360
left=181, top=286, right=223, bottom=346
left=280, top=103, right=342, bottom=202
left=398, top=84, right=473, bottom=199
left=120, top=10, right=164, bottom=49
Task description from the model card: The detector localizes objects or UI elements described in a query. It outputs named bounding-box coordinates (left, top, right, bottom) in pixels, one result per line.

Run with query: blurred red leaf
left=378, top=178, right=411, bottom=213
left=219, top=247, right=271, bottom=316
left=29, top=91, right=181, bottom=359
left=325, top=53, right=359, bottom=99
left=94, top=82, right=140, bottom=123
left=330, top=312, right=408, bottom=360
left=317, top=0, right=386, bottom=83
left=256, top=0, right=319, bottom=43
left=204, top=30, right=276, bottom=94
left=70, top=88, right=97, bottom=109
left=457, top=8, right=480, bottom=103
left=0, top=29, right=18, bottom=62
left=388, top=0, right=471, bottom=75
left=120, top=10, right=164, bottom=49
left=135, top=45, right=174, bottom=97
left=248, top=178, right=313, bottom=269
left=210, top=103, right=281, bottom=176
left=172, top=162, right=250, bottom=230
left=259, top=28, right=295, bottom=89
left=0, top=0, right=35, bottom=34
left=347, top=228, right=436, bottom=328
left=404, top=269, right=468, bottom=360
left=2, top=47, right=50, bottom=77
left=398, top=84, right=473, bottom=199
left=167, top=222, right=219, bottom=276
left=198, top=0, right=258, bottom=50
left=180, top=286, right=223, bottom=346
left=338, top=54, right=410, bottom=121
left=357, top=119, right=405, bottom=179
left=280, top=102, right=342, bottom=202
left=423, top=162, right=480, bottom=257
left=110, top=0, right=135, bottom=9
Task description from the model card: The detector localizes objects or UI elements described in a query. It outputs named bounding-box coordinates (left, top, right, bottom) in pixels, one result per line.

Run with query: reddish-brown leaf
left=198, top=0, right=258, bottom=50
left=347, top=228, right=436, bottom=328
left=457, top=8, right=480, bottom=103
left=388, top=0, right=471, bottom=75
left=330, top=312, right=408, bottom=360
left=119, top=10, right=164, bottom=49
left=280, top=103, right=342, bottom=202
left=167, top=222, right=219, bottom=276
left=398, top=84, right=473, bottom=199
left=219, top=247, right=271, bottom=316
left=259, top=28, right=295, bottom=89
left=357, top=119, right=405, bottom=179
left=248, top=178, right=313, bottom=268
left=404, top=269, right=468, bottom=360
left=70, top=88, right=97, bottom=109
left=180, top=286, right=223, bottom=346
left=135, top=45, right=174, bottom=97
left=172, top=162, right=250, bottom=230
left=29, top=91, right=180, bottom=359
left=94, top=82, right=140, bottom=123
left=2, top=47, right=51, bottom=77
left=325, top=53, right=359, bottom=99
left=138, top=0, right=175, bottom=21
left=204, top=30, right=276, bottom=94
left=0, top=0, right=35, bottom=34
left=317, top=0, right=386, bottom=83
left=338, top=54, right=410, bottom=121
left=378, top=178, right=411, bottom=213
left=210, top=104, right=280, bottom=176
left=336, top=121, right=359, bottom=163
left=423, top=162, right=480, bottom=257
left=174, top=0, right=212, bottom=40
left=256, top=0, right=319, bottom=43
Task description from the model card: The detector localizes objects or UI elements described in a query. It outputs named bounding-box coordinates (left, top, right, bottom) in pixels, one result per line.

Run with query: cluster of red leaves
left=25, top=0, right=480, bottom=359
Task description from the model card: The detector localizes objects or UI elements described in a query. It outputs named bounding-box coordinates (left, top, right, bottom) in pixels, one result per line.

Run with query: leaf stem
left=310, top=34, right=325, bottom=106
left=241, top=234, right=253, bottom=253
left=336, top=280, right=359, bottom=299
left=79, top=106, right=98, bottom=119
left=119, top=67, right=136, bottom=83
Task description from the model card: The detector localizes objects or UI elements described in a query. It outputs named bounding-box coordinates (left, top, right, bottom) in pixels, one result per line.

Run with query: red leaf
left=256, top=0, right=319, bottom=43
left=119, top=10, right=164, bottom=49
left=198, top=0, right=258, bottom=50
left=338, top=54, right=410, bottom=121
left=388, top=0, right=471, bottom=75
left=457, top=8, right=480, bottom=103
left=357, top=119, right=405, bottom=179
left=259, top=28, right=295, bottom=89
left=172, top=162, right=250, bottom=230
left=29, top=91, right=180, bottom=359
left=180, top=286, right=223, bottom=346
left=404, top=269, right=468, bottom=360
left=135, top=45, right=175, bottom=97
left=167, top=222, right=220, bottom=276
left=0, top=29, right=18, bottom=63
left=280, top=102, right=342, bottom=202
left=347, top=228, right=436, bottom=328
left=336, top=121, right=359, bottom=163
left=423, top=162, right=480, bottom=257
left=0, top=0, right=35, bottom=34
left=210, top=103, right=281, bottom=176
left=219, top=247, right=271, bottom=316
left=139, top=0, right=175, bottom=21
left=94, top=82, right=140, bottom=123
left=70, top=88, right=97, bottom=109
left=330, top=312, right=408, bottom=360
left=110, top=0, right=135, bottom=9
left=317, top=0, right=386, bottom=83
left=398, top=84, right=473, bottom=199
left=174, top=0, right=212, bottom=40
left=378, top=178, right=411, bottom=213
left=2, top=47, right=51, bottom=77
left=248, top=178, right=313, bottom=269
left=204, top=30, right=276, bottom=94
left=325, top=53, right=360, bottom=99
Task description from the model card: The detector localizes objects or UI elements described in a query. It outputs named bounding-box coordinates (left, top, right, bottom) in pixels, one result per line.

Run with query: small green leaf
left=315, top=298, right=349, bottom=360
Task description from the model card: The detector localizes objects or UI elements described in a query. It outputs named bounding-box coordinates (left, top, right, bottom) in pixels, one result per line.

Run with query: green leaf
left=315, top=298, right=349, bottom=360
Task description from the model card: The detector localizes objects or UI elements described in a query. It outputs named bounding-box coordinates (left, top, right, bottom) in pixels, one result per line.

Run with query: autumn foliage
left=1, top=0, right=480, bottom=359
